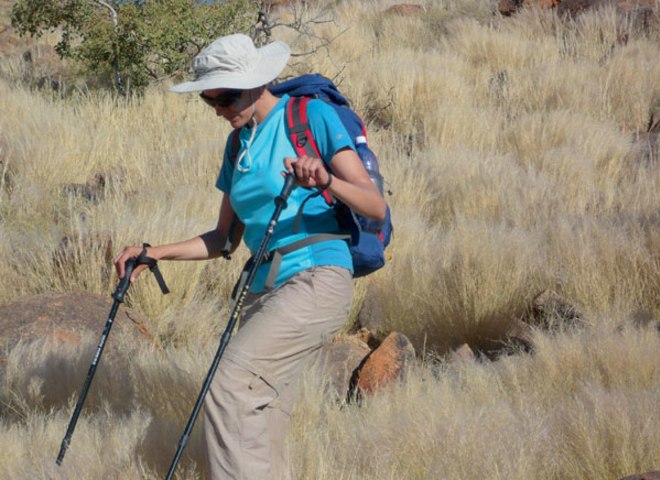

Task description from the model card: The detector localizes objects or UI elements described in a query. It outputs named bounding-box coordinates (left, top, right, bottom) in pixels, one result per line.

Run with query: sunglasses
left=199, top=89, right=244, bottom=108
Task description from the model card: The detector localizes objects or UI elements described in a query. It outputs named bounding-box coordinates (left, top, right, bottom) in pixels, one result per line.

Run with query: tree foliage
left=11, top=0, right=258, bottom=94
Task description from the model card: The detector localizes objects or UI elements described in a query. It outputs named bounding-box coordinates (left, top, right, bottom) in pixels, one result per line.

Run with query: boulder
left=318, top=335, right=372, bottom=401
left=527, top=289, right=583, bottom=328
left=499, top=0, right=658, bottom=17
left=355, top=331, right=416, bottom=394
left=557, top=0, right=658, bottom=17
left=353, top=326, right=381, bottom=350
left=499, top=0, right=560, bottom=16
left=619, top=472, right=660, bottom=480
left=505, top=317, right=536, bottom=353
left=452, top=343, right=477, bottom=361
left=319, top=331, right=417, bottom=401
left=0, top=291, right=161, bottom=415
left=384, top=4, right=427, bottom=16
left=0, top=291, right=161, bottom=371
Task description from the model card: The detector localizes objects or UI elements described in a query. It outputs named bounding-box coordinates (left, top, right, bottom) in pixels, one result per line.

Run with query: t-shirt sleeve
left=305, top=99, right=355, bottom=167
left=215, top=134, right=235, bottom=194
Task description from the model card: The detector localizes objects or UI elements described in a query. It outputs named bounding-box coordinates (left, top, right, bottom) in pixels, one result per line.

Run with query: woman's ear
left=248, top=86, right=265, bottom=104
left=256, top=85, right=268, bottom=99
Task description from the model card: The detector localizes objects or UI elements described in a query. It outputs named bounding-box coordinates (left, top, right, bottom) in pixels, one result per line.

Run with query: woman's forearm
left=147, top=229, right=228, bottom=262
left=326, top=175, right=387, bottom=221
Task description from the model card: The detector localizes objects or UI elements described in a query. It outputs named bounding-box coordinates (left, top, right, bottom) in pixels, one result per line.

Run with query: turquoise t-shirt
left=216, top=94, right=354, bottom=292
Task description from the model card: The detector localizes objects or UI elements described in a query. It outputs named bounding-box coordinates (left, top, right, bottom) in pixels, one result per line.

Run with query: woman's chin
left=226, top=115, right=245, bottom=129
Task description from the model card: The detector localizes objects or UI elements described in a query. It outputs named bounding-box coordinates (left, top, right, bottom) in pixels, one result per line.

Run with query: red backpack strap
left=286, top=97, right=320, bottom=157
left=285, top=97, right=333, bottom=204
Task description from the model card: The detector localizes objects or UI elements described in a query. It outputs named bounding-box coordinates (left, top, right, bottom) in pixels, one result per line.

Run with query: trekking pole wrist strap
left=318, top=172, right=333, bottom=191
left=137, top=243, right=170, bottom=295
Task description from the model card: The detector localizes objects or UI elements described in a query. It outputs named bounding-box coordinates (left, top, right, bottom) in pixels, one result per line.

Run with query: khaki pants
left=203, top=266, right=353, bottom=480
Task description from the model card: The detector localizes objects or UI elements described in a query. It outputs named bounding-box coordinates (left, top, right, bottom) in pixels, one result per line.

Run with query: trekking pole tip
left=56, top=439, right=68, bottom=465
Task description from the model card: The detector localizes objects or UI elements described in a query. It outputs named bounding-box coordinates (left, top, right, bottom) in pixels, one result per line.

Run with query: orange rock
left=318, top=335, right=371, bottom=400
left=356, top=332, right=415, bottom=394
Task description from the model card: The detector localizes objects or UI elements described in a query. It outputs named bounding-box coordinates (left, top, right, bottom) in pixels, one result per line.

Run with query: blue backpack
left=228, top=74, right=392, bottom=283
left=270, top=74, right=393, bottom=278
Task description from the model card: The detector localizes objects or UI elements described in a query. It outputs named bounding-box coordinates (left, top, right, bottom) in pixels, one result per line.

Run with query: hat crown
left=193, top=34, right=258, bottom=79
left=170, top=33, right=290, bottom=93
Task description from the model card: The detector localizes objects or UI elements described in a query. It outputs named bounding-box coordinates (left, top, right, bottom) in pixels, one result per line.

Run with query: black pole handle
left=112, top=244, right=170, bottom=301
left=112, top=257, right=136, bottom=303
left=276, top=172, right=296, bottom=207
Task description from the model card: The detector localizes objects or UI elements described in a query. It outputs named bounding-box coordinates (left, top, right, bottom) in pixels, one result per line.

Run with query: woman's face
left=200, top=88, right=255, bottom=128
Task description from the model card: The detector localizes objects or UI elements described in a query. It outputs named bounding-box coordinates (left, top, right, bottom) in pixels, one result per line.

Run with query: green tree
left=11, top=0, right=258, bottom=95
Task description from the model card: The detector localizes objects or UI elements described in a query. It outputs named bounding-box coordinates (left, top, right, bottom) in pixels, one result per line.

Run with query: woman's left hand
left=283, top=156, right=331, bottom=189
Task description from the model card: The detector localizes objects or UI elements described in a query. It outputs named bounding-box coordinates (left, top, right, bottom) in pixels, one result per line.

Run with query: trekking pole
left=56, top=245, right=169, bottom=466
left=165, top=173, right=296, bottom=480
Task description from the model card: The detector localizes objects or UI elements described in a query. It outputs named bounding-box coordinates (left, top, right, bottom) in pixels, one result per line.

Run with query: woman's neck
left=252, top=89, right=280, bottom=124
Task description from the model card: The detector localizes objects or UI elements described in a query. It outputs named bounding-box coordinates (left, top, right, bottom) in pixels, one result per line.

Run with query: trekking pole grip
left=276, top=172, right=295, bottom=207
left=112, top=257, right=136, bottom=303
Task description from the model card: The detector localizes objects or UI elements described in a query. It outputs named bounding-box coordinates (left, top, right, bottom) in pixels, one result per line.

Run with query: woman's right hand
left=113, top=245, right=151, bottom=282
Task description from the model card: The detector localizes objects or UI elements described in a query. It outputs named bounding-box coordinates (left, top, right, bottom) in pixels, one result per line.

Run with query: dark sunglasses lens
left=201, top=90, right=242, bottom=108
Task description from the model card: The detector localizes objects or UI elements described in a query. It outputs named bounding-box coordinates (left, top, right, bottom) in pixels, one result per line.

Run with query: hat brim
left=170, top=41, right=290, bottom=93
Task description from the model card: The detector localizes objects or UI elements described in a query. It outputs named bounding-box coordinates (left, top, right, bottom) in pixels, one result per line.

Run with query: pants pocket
left=223, top=351, right=283, bottom=410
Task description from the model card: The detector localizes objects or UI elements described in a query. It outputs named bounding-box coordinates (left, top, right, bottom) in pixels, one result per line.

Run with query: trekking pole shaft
left=165, top=173, right=295, bottom=480
left=164, top=304, right=239, bottom=480
left=56, top=300, right=120, bottom=465
left=56, top=259, right=136, bottom=466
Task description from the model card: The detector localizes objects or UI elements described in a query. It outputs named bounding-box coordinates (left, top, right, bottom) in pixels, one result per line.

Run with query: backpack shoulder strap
left=221, top=128, right=245, bottom=259
left=286, top=96, right=321, bottom=158
left=228, top=128, right=241, bottom=166
left=285, top=97, right=333, bottom=205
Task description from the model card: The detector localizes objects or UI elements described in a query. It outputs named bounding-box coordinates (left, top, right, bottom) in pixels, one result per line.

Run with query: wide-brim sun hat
left=170, top=33, right=290, bottom=93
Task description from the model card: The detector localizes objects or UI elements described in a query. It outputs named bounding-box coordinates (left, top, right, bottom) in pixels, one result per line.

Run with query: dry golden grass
left=0, top=0, right=659, bottom=478
left=289, top=320, right=660, bottom=480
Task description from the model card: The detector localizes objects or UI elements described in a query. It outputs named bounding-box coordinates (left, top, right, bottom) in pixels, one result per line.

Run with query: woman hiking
left=113, top=33, right=386, bottom=480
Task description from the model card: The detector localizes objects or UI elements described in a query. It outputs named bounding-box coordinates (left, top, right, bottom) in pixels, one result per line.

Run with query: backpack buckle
left=295, top=134, right=308, bottom=149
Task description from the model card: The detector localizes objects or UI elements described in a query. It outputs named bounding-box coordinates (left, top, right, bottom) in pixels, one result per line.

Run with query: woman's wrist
left=318, top=172, right=333, bottom=191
